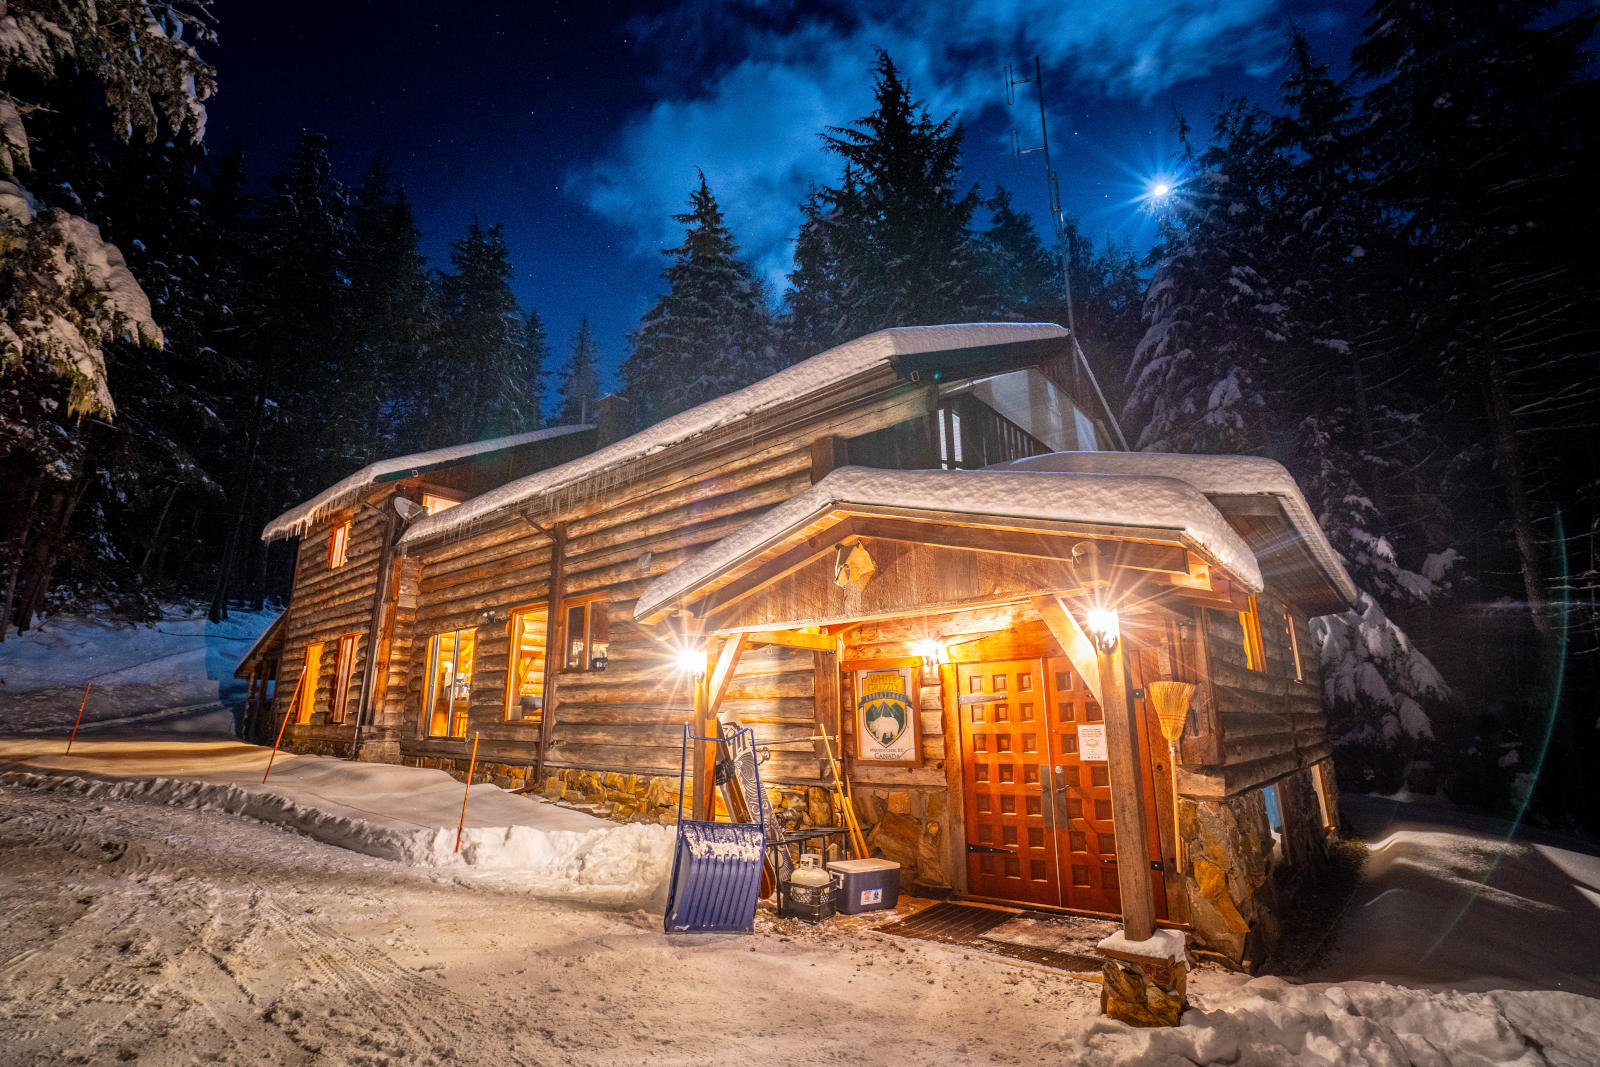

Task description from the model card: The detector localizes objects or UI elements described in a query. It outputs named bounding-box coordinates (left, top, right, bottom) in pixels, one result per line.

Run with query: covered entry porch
left=635, top=465, right=1269, bottom=945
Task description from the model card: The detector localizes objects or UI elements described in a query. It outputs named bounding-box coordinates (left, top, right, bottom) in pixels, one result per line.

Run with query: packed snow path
left=3, top=785, right=1597, bottom=1066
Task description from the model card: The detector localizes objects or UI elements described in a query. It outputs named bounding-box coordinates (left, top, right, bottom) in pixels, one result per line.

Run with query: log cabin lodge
left=238, top=322, right=1354, bottom=967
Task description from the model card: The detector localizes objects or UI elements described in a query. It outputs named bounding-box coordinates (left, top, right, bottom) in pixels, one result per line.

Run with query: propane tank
left=779, top=853, right=837, bottom=923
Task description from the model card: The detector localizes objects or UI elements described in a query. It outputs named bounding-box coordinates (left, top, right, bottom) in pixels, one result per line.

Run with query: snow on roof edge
left=633, top=465, right=1263, bottom=622
left=398, top=323, right=1069, bottom=549
left=999, top=451, right=1360, bottom=608
left=261, top=424, right=593, bottom=543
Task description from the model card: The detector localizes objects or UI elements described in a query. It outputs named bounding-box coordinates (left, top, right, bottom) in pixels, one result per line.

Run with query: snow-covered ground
left=3, top=612, right=1598, bottom=1063
left=0, top=606, right=280, bottom=735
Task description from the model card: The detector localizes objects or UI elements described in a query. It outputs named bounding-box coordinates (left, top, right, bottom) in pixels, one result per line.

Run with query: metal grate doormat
left=876, top=902, right=1018, bottom=945
left=876, top=903, right=1110, bottom=973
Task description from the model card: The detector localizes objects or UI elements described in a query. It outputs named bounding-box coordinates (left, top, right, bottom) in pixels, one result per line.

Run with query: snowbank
left=1309, top=795, right=1600, bottom=998
left=0, top=737, right=674, bottom=908
left=0, top=607, right=279, bottom=734
left=636, top=464, right=1262, bottom=621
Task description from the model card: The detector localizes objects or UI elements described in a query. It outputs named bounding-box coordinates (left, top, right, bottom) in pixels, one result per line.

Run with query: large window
left=425, top=628, right=476, bottom=738
left=561, top=595, right=609, bottom=672
left=328, top=520, right=351, bottom=568
left=330, top=634, right=358, bottom=725
left=505, top=606, right=549, bottom=722
left=295, top=642, right=323, bottom=723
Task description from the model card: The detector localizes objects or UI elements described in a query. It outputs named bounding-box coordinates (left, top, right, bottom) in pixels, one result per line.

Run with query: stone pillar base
left=1097, top=929, right=1189, bottom=1027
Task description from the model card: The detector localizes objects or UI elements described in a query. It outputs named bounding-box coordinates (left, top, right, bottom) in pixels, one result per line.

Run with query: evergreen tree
left=348, top=157, right=437, bottom=455
left=621, top=173, right=776, bottom=427
left=432, top=221, right=536, bottom=444
left=974, top=186, right=1058, bottom=319
left=521, top=309, right=550, bottom=427
left=558, top=318, right=601, bottom=425
left=1124, top=105, right=1287, bottom=454
left=784, top=50, right=985, bottom=355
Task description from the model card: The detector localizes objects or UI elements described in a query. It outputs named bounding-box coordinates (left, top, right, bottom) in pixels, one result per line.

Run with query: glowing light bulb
left=1085, top=609, right=1120, bottom=654
left=913, top=638, right=944, bottom=667
left=675, top=646, right=706, bottom=675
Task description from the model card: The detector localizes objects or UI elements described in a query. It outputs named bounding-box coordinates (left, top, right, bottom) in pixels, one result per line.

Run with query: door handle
left=1053, top=765, right=1068, bottom=791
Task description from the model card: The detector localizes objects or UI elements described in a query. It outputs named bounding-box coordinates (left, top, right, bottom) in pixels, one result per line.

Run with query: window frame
left=558, top=593, right=610, bottom=673
left=1238, top=596, right=1267, bottom=673
left=328, top=519, right=351, bottom=569
left=423, top=627, right=477, bottom=739
left=296, top=642, right=323, bottom=724
left=330, top=633, right=359, bottom=725
left=1282, top=606, right=1304, bottom=683
left=504, top=604, right=550, bottom=722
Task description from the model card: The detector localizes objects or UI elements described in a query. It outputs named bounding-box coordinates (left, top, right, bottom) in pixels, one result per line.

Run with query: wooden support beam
left=1098, top=625, right=1158, bottom=942
left=533, top=523, right=566, bottom=786
left=706, top=632, right=750, bottom=720
left=741, top=629, right=837, bottom=652
left=1031, top=595, right=1106, bottom=708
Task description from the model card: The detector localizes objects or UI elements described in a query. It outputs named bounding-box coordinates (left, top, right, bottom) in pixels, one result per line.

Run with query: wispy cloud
left=575, top=0, right=1291, bottom=290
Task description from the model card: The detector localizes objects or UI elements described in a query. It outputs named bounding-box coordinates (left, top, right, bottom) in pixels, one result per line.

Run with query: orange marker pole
left=262, top=669, right=306, bottom=785
left=455, top=731, right=481, bottom=854
left=64, top=682, right=92, bottom=755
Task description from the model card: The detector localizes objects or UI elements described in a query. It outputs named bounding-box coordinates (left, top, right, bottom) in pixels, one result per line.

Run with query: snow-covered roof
left=262, top=425, right=593, bottom=542
left=399, top=323, right=1068, bottom=547
left=998, top=451, right=1359, bottom=607
left=633, top=465, right=1263, bottom=622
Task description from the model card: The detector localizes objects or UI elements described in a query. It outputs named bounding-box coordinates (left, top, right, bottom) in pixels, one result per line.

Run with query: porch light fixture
left=589, top=641, right=610, bottom=672
left=1085, top=608, right=1120, bottom=655
left=674, top=645, right=706, bottom=677
left=913, top=638, right=946, bottom=671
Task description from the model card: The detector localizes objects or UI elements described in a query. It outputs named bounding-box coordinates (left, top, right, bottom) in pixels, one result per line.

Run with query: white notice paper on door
left=1078, top=724, right=1108, bottom=762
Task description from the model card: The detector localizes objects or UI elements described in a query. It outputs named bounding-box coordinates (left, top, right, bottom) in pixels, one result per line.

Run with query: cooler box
left=828, top=858, right=901, bottom=914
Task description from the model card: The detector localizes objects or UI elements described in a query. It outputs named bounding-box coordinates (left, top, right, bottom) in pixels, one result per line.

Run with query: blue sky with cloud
left=210, top=0, right=1356, bottom=393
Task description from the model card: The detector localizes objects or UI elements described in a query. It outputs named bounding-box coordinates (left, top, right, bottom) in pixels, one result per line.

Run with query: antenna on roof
left=1004, top=56, right=1131, bottom=451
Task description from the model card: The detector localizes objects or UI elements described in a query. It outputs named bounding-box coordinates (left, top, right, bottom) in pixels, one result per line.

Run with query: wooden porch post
left=1098, top=618, right=1157, bottom=942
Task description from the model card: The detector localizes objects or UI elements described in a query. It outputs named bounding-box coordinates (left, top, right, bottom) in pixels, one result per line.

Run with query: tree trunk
left=13, top=478, right=88, bottom=632
left=138, top=483, right=180, bottom=577
left=211, top=394, right=266, bottom=623
left=0, top=475, right=43, bottom=641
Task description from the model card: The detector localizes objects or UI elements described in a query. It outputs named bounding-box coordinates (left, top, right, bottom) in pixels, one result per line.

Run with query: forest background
left=1, top=1, right=1595, bottom=831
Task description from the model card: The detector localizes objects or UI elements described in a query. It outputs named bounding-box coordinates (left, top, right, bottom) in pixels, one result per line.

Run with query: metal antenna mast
left=1006, top=56, right=1130, bottom=449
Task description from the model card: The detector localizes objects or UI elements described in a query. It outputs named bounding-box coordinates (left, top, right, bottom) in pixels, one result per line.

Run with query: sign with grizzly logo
left=853, top=666, right=921, bottom=766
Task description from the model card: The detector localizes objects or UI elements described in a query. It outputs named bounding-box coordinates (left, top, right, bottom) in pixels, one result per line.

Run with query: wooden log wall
left=1191, top=590, right=1329, bottom=798
left=390, top=383, right=942, bottom=788
left=269, top=494, right=392, bottom=745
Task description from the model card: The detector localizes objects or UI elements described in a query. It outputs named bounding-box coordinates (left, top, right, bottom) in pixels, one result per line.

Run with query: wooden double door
left=959, top=657, right=1167, bottom=917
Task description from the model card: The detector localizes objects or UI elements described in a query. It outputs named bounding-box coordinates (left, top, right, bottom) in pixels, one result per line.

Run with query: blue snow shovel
left=662, top=724, right=765, bottom=934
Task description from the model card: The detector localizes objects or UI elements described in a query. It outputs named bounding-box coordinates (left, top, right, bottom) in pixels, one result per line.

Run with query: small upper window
left=329, top=520, right=351, bottom=568
left=421, top=492, right=460, bottom=516
left=1239, top=596, right=1266, bottom=672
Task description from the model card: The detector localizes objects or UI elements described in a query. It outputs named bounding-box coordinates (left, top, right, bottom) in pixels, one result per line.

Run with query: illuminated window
left=424, top=628, right=476, bottom=738
left=1239, top=596, right=1266, bottom=672
left=506, top=606, right=549, bottom=721
left=421, top=492, right=460, bottom=516
left=296, top=642, right=323, bottom=724
left=330, top=634, right=358, bottom=725
left=328, top=520, right=351, bottom=568
left=1283, top=607, right=1304, bottom=683
left=561, top=596, right=609, bottom=671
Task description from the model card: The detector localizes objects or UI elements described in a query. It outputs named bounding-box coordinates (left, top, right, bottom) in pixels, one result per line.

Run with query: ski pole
left=455, top=732, right=480, bottom=854
left=262, top=669, right=305, bottom=784
left=64, top=682, right=91, bottom=755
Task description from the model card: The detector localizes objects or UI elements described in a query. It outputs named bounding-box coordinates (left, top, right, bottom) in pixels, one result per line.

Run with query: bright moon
left=1151, top=182, right=1171, bottom=198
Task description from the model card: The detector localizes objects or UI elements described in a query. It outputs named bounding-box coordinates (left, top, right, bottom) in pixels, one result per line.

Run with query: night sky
left=207, top=0, right=1359, bottom=394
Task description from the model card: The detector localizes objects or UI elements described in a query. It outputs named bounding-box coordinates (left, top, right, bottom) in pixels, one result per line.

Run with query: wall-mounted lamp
left=674, top=645, right=706, bottom=677
left=589, top=641, right=610, bottom=672
left=913, top=638, right=946, bottom=671
left=1084, top=608, right=1120, bottom=655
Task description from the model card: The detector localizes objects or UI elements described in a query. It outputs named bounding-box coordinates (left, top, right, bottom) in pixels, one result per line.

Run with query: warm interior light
left=675, top=646, right=706, bottom=675
left=1085, top=608, right=1120, bottom=654
left=913, top=638, right=944, bottom=667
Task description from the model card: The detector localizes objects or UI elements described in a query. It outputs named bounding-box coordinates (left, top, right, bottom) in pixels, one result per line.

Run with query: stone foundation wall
left=849, top=786, right=952, bottom=890
left=1180, top=759, right=1339, bottom=968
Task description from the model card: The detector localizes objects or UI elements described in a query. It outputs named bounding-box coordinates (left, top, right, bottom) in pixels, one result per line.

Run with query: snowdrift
left=0, top=739, right=674, bottom=909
